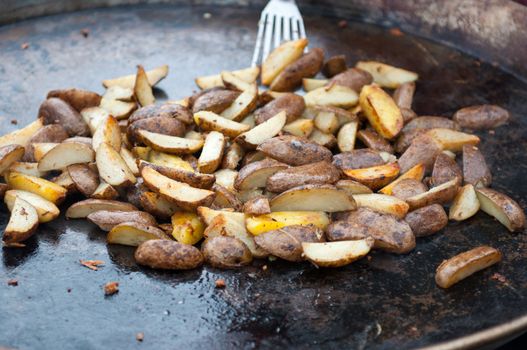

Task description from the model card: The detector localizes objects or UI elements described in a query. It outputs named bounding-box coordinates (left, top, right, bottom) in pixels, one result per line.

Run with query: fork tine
left=274, top=16, right=282, bottom=49
left=291, top=19, right=300, bottom=40
left=251, top=14, right=267, bottom=67
left=283, top=17, right=291, bottom=41
left=261, top=15, right=274, bottom=64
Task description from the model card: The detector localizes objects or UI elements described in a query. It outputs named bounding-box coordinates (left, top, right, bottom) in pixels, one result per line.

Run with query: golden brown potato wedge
left=353, top=193, right=409, bottom=219
left=119, top=147, right=140, bottom=176
left=195, top=66, right=260, bottom=90
left=261, top=38, right=308, bottom=85
left=92, top=116, right=121, bottom=151
left=140, top=191, right=180, bottom=219
left=137, top=160, right=215, bottom=189
left=462, top=145, right=492, bottom=187
left=390, top=179, right=428, bottom=201
left=66, top=199, right=137, bottom=218
left=201, top=236, right=252, bottom=268
left=435, top=246, right=501, bottom=288
left=304, top=85, right=359, bottom=108
left=406, top=178, right=459, bottom=210
left=194, top=111, right=250, bottom=138
left=102, top=64, right=169, bottom=89
left=359, top=84, right=403, bottom=139
left=405, top=204, right=448, bottom=237
left=266, top=161, right=340, bottom=193
left=343, top=162, right=400, bottom=190
left=379, top=163, right=425, bottom=195
left=283, top=118, right=315, bottom=138
left=88, top=210, right=157, bottom=231
left=221, top=70, right=254, bottom=91
left=449, top=184, right=480, bottom=221
left=81, top=106, right=111, bottom=135
left=5, top=171, right=67, bottom=204
left=334, top=179, right=373, bottom=195
left=212, top=183, right=243, bottom=211
left=39, top=98, right=90, bottom=136
left=67, top=164, right=99, bottom=197
left=452, top=105, right=509, bottom=130
left=0, top=145, right=25, bottom=174
left=2, top=198, right=39, bottom=245
left=254, top=93, right=305, bottom=124
left=37, top=142, right=94, bottom=172
left=134, top=65, right=156, bottom=107
left=235, top=111, right=286, bottom=149
left=220, top=83, right=258, bottom=121
left=314, top=110, right=339, bottom=134
left=426, top=128, right=480, bottom=152
left=257, top=135, right=332, bottom=166
left=135, top=239, right=204, bottom=270
left=302, top=78, right=329, bottom=92
left=103, top=86, right=134, bottom=102
left=170, top=212, right=205, bottom=245
left=91, top=181, right=119, bottom=200
left=392, top=82, right=415, bottom=109
left=198, top=131, right=225, bottom=174
left=302, top=239, right=374, bottom=268
left=357, top=129, right=394, bottom=153
left=245, top=211, right=329, bottom=235
left=138, top=130, right=204, bottom=155
left=0, top=119, right=43, bottom=148
left=96, top=142, right=136, bottom=187
left=270, top=48, right=324, bottom=92
left=234, top=158, right=289, bottom=190
left=4, top=190, right=60, bottom=223
left=356, top=61, right=418, bottom=88
left=107, top=222, right=169, bottom=247
left=47, top=88, right=101, bottom=112
left=476, top=188, right=525, bottom=232
left=270, top=184, right=356, bottom=212
left=214, top=169, right=238, bottom=192
left=242, top=196, right=271, bottom=216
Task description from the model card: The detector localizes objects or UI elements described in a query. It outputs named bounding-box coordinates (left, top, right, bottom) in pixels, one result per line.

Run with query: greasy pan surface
left=1, top=5, right=526, bottom=350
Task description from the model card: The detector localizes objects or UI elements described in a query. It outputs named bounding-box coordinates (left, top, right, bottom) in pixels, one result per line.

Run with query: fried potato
left=391, top=179, right=427, bottom=201
left=337, top=121, right=358, bottom=152
left=118, top=147, right=140, bottom=176
left=270, top=184, right=356, bottom=212
left=392, top=82, right=415, bottom=109
left=198, top=131, right=225, bottom=174
left=476, top=188, right=525, bottom=232
left=431, top=152, right=462, bottom=186
left=129, top=103, right=193, bottom=125
left=221, top=70, right=255, bottom=91
left=402, top=116, right=459, bottom=133
left=302, top=78, right=329, bottom=92
left=103, top=64, right=168, bottom=89
left=8, top=162, right=47, bottom=178
left=91, top=181, right=119, bottom=200
left=66, top=199, right=137, bottom=218
left=245, top=211, right=329, bottom=235
left=357, top=129, right=394, bottom=153
left=107, top=222, right=169, bottom=247
left=236, top=111, right=286, bottom=149
left=353, top=193, right=409, bottom=219
left=332, top=148, right=384, bottom=171
left=394, top=128, right=427, bottom=154
left=242, top=196, right=271, bottom=216
left=327, top=68, right=373, bottom=92
left=356, top=61, right=418, bottom=88
left=96, top=142, right=136, bottom=187
left=87, top=210, right=157, bottom=231
left=135, top=239, right=204, bottom=270
left=335, top=179, right=373, bottom=195
left=191, top=88, right=241, bottom=114
left=36, top=141, right=94, bottom=172
left=270, top=48, right=324, bottom=92
left=0, top=119, right=43, bottom=149
left=51, top=170, right=77, bottom=193
left=234, top=158, right=289, bottom=190
left=0, top=145, right=25, bottom=174
left=240, top=150, right=266, bottom=167
left=140, top=191, right=180, bottom=219
left=266, top=161, right=340, bottom=193
left=322, top=55, right=347, bottom=78
left=80, top=107, right=111, bottom=134
left=67, top=164, right=100, bottom=197
left=2, top=198, right=39, bottom=245
left=257, top=135, right=332, bottom=166
left=148, top=150, right=194, bottom=171
left=400, top=108, right=418, bottom=124
left=449, top=184, right=480, bottom=221
left=5, top=171, right=67, bottom=204
left=405, top=204, right=448, bottom=237
left=261, top=38, right=308, bottom=85
left=379, top=163, right=425, bottom=195
left=303, top=239, right=374, bottom=267
left=309, top=129, right=337, bottom=148
left=103, top=86, right=134, bottom=102
left=4, top=190, right=60, bottom=223
left=201, top=236, right=252, bottom=268
left=314, top=110, right=339, bottom=134
left=435, top=246, right=501, bottom=288
left=134, top=65, right=155, bottom=106
left=138, top=160, right=214, bottom=189
left=23, top=124, right=69, bottom=161
left=398, top=134, right=443, bottom=173
left=194, top=111, right=250, bottom=138
left=222, top=143, right=245, bottom=170
left=406, top=178, right=459, bottom=210
left=92, top=116, right=121, bottom=152
left=39, top=98, right=90, bottom=136
left=220, top=83, right=258, bottom=121
left=31, top=143, right=58, bottom=162
left=304, top=85, right=359, bottom=108
left=138, top=130, right=204, bottom=155
left=426, top=128, right=480, bottom=152
left=453, top=105, right=509, bottom=130
left=127, top=116, right=186, bottom=145
left=214, top=169, right=238, bottom=192
left=195, top=66, right=260, bottom=90
left=47, top=88, right=101, bottom=112
left=359, top=84, right=403, bottom=139
left=343, top=162, right=400, bottom=190
left=462, top=145, right=491, bottom=187
left=212, top=183, right=243, bottom=211
left=254, top=93, right=305, bottom=124
left=170, top=212, right=205, bottom=245
left=99, top=97, right=137, bottom=120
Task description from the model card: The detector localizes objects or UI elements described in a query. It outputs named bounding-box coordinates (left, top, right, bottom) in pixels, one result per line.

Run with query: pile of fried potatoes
left=1, top=39, right=525, bottom=288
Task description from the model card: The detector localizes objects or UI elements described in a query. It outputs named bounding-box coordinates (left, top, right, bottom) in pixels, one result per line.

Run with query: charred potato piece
left=257, top=135, right=332, bottom=166
left=402, top=116, right=459, bottom=132
left=322, top=55, right=347, bottom=78
left=449, top=184, right=480, bottom=221
left=391, top=179, right=428, bottom=201
left=431, top=152, right=462, bottom=186
left=406, top=178, right=459, bottom=210
left=67, top=164, right=100, bottom=197
left=435, top=246, right=502, bottom=288
left=357, top=129, right=394, bottom=153
left=332, top=148, right=385, bottom=171
left=327, top=68, right=373, bottom=92
left=38, top=98, right=90, bottom=136
left=135, top=239, right=204, bottom=270
left=128, top=103, right=193, bottom=125
left=242, top=196, right=271, bottom=216
left=191, top=88, right=241, bottom=114
left=270, top=48, right=324, bottom=92
left=302, top=239, right=374, bottom=268
left=87, top=210, right=157, bottom=231
left=269, top=184, right=356, bottom=212
left=453, top=105, right=509, bottom=130
left=359, top=84, right=403, bottom=139
left=462, top=145, right=491, bottom=187
left=405, top=204, right=448, bottom=237
left=47, top=88, right=101, bottom=112
left=398, top=134, right=443, bottom=173
left=235, top=158, right=289, bottom=190
left=476, top=188, right=525, bottom=232
left=261, top=38, right=308, bottom=85
left=0, top=144, right=25, bottom=174
left=127, top=116, right=186, bottom=145
left=170, top=212, right=205, bottom=245
left=2, top=198, right=39, bottom=245
left=392, top=82, right=415, bottom=109
left=201, top=236, right=252, bottom=268
left=254, top=93, right=305, bottom=124
left=266, top=161, right=340, bottom=193
left=343, top=162, right=400, bottom=191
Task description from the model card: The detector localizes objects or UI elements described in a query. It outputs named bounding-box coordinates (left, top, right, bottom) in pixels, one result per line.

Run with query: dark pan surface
left=1, top=4, right=526, bottom=350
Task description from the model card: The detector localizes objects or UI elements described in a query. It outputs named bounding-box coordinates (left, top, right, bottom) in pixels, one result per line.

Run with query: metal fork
left=251, top=0, right=307, bottom=67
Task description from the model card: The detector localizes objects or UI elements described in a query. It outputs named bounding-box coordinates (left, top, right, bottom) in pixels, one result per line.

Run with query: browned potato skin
left=391, top=179, right=428, bottom=200
left=137, top=160, right=215, bottom=189
left=398, top=134, right=443, bottom=173
left=47, top=88, right=102, bottom=112
left=127, top=116, right=186, bottom=144
left=128, top=103, right=193, bottom=125
left=476, top=188, right=526, bottom=232
left=240, top=151, right=266, bottom=167
left=135, top=239, right=204, bottom=270
left=191, top=88, right=241, bottom=114
left=312, top=105, right=357, bottom=123
left=402, top=116, right=459, bottom=133
left=357, top=129, right=394, bottom=153
left=270, top=48, right=325, bottom=92
left=400, top=108, right=418, bottom=124
left=405, top=204, right=448, bottom=237
left=254, top=93, right=305, bottom=124
left=435, top=246, right=502, bottom=288
left=38, top=98, right=90, bottom=136
left=392, top=82, right=415, bottom=109
left=322, top=55, right=347, bottom=78
left=406, top=180, right=459, bottom=210
left=67, top=164, right=100, bottom=197
left=453, top=105, right=509, bottom=130
left=23, top=124, right=69, bottom=161
left=212, top=183, right=243, bottom=211
left=327, top=68, right=373, bottom=92
left=431, top=152, right=462, bottom=186
left=254, top=225, right=324, bottom=262
left=87, top=210, right=157, bottom=231
left=201, top=236, right=253, bottom=268
left=242, top=196, right=271, bottom=216
left=326, top=207, right=415, bottom=254
left=394, top=128, right=427, bottom=154
left=332, top=149, right=385, bottom=171
left=462, top=145, right=492, bottom=187
left=266, top=161, right=340, bottom=192
left=234, top=158, right=289, bottom=190
left=125, top=181, right=148, bottom=209
left=257, top=135, right=332, bottom=166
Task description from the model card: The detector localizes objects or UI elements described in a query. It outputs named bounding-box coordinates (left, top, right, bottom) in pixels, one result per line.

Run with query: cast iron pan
left=1, top=3, right=526, bottom=349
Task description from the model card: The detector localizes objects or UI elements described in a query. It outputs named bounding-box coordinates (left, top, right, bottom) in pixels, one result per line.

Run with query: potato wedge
left=449, top=184, right=480, bottom=221
left=5, top=171, right=67, bottom=204
left=201, top=236, right=252, bottom=268
left=398, top=134, right=443, bottom=173
left=353, top=193, right=409, bottom=219
left=332, top=149, right=384, bottom=171
left=257, top=135, right=332, bottom=166
left=242, top=196, right=271, bottom=216
left=31, top=143, right=58, bottom=162
left=91, top=181, right=119, bottom=200
left=476, top=188, right=525, bottom=232
left=194, top=111, right=250, bottom=138
left=107, top=222, right=169, bottom=247
left=50, top=170, right=77, bottom=193
left=0, top=119, right=43, bottom=148
left=406, top=178, right=459, bottom=210
left=102, top=64, right=169, bottom=89
left=379, top=163, right=425, bottom=195
left=92, top=116, right=121, bottom=151
left=191, top=88, right=241, bottom=114
left=137, top=160, right=214, bottom=189
left=270, top=48, right=324, bottom=92
left=335, top=179, right=373, bottom=195
left=220, top=83, right=258, bottom=121
left=96, top=142, right=136, bottom=187
left=8, top=162, right=47, bottom=178
left=81, top=106, right=111, bottom=135
left=266, top=161, right=340, bottom=193
left=322, top=55, right=347, bottom=78
left=235, top=111, right=286, bottom=149
left=261, top=38, right=308, bottom=85
left=222, top=143, right=245, bottom=170
left=47, top=88, right=101, bottom=112
left=357, top=129, right=393, bottom=153
left=23, top=124, right=69, bottom=161
left=37, top=142, right=94, bottom=172
left=426, top=128, right=480, bottom=152
left=302, top=239, right=373, bottom=268
left=0, top=145, right=25, bottom=174
left=402, top=116, right=459, bottom=132
left=141, top=167, right=215, bottom=211
left=87, top=210, right=157, bottom=231
left=195, top=66, right=260, bottom=90
left=134, top=65, right=155, bottom=107
left=170, top=212, right=205, bottom=245
left=405, top=204, right=448, bottom=237
left=431, top=152, right=463, bottom=186
left=4, top=190, right=60, bottom=223
left=462, top=145, right=491, bottom=187
left=254, top=93, right=305, bottom=124
left=359, top=84, right=403, bottom=139
left=214, top=169, right=238, bottom=192
left=453, top=105, right=509, bottom=130
left=304, top=85, right=359, bottom=108
left=314, top=110, right=339, bottom=134
left=119, top=147, right=140, bottom=176
left=39, top=98, right=90, bottom=136
left=392, top=82, right=415, bottom=109
left=270, top=184, right=356, bottom=212
left=99, top=97, right=137, bottom=120
left=103, top=86, right=134, bottom=102
left=212, top=183, right=243, bottom=211
left=391, top=179, right=428, bottom=201
left=138, top=130, right=204, bottom=155
left=283, top=118, right=314, bottom=138
left=66, top=199, right=137, bottom=218
left=245, top=211, right=329, bottom=235
left=198, top=131, right=225, bottom=174
left=237, top=188, right=264, bottom=203
left=327, top=68, right=373, bottom=92
left=435, top=246, right=501, bottom=288
left=337, top=121, right=358, bottom=152
left=127, top=116, right=188, bottom=146
left=356, top=61, right=418, bottom=88
left=140, top=191, right=180, bottom=219
left=234, top=158, right=289, bottom=190
left=148, top=150, right=193, bottom=171
left=302, top=78, right=329, bottom=92
left=2, top=198, right=39, bottom=245
left=135, top=239, right=204, bottom=270
left=343, top=162, right=400, bottom=190
left=67, top=164, right=100, bottom=197
left=129, top=103, right=193, bottom=125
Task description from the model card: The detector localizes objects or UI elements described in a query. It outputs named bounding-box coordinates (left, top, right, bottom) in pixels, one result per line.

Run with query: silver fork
left=251, top=0, right=307, bottom=67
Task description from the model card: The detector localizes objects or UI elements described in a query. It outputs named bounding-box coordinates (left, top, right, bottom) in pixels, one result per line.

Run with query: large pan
left=0, top=1, right=526, bottom=349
